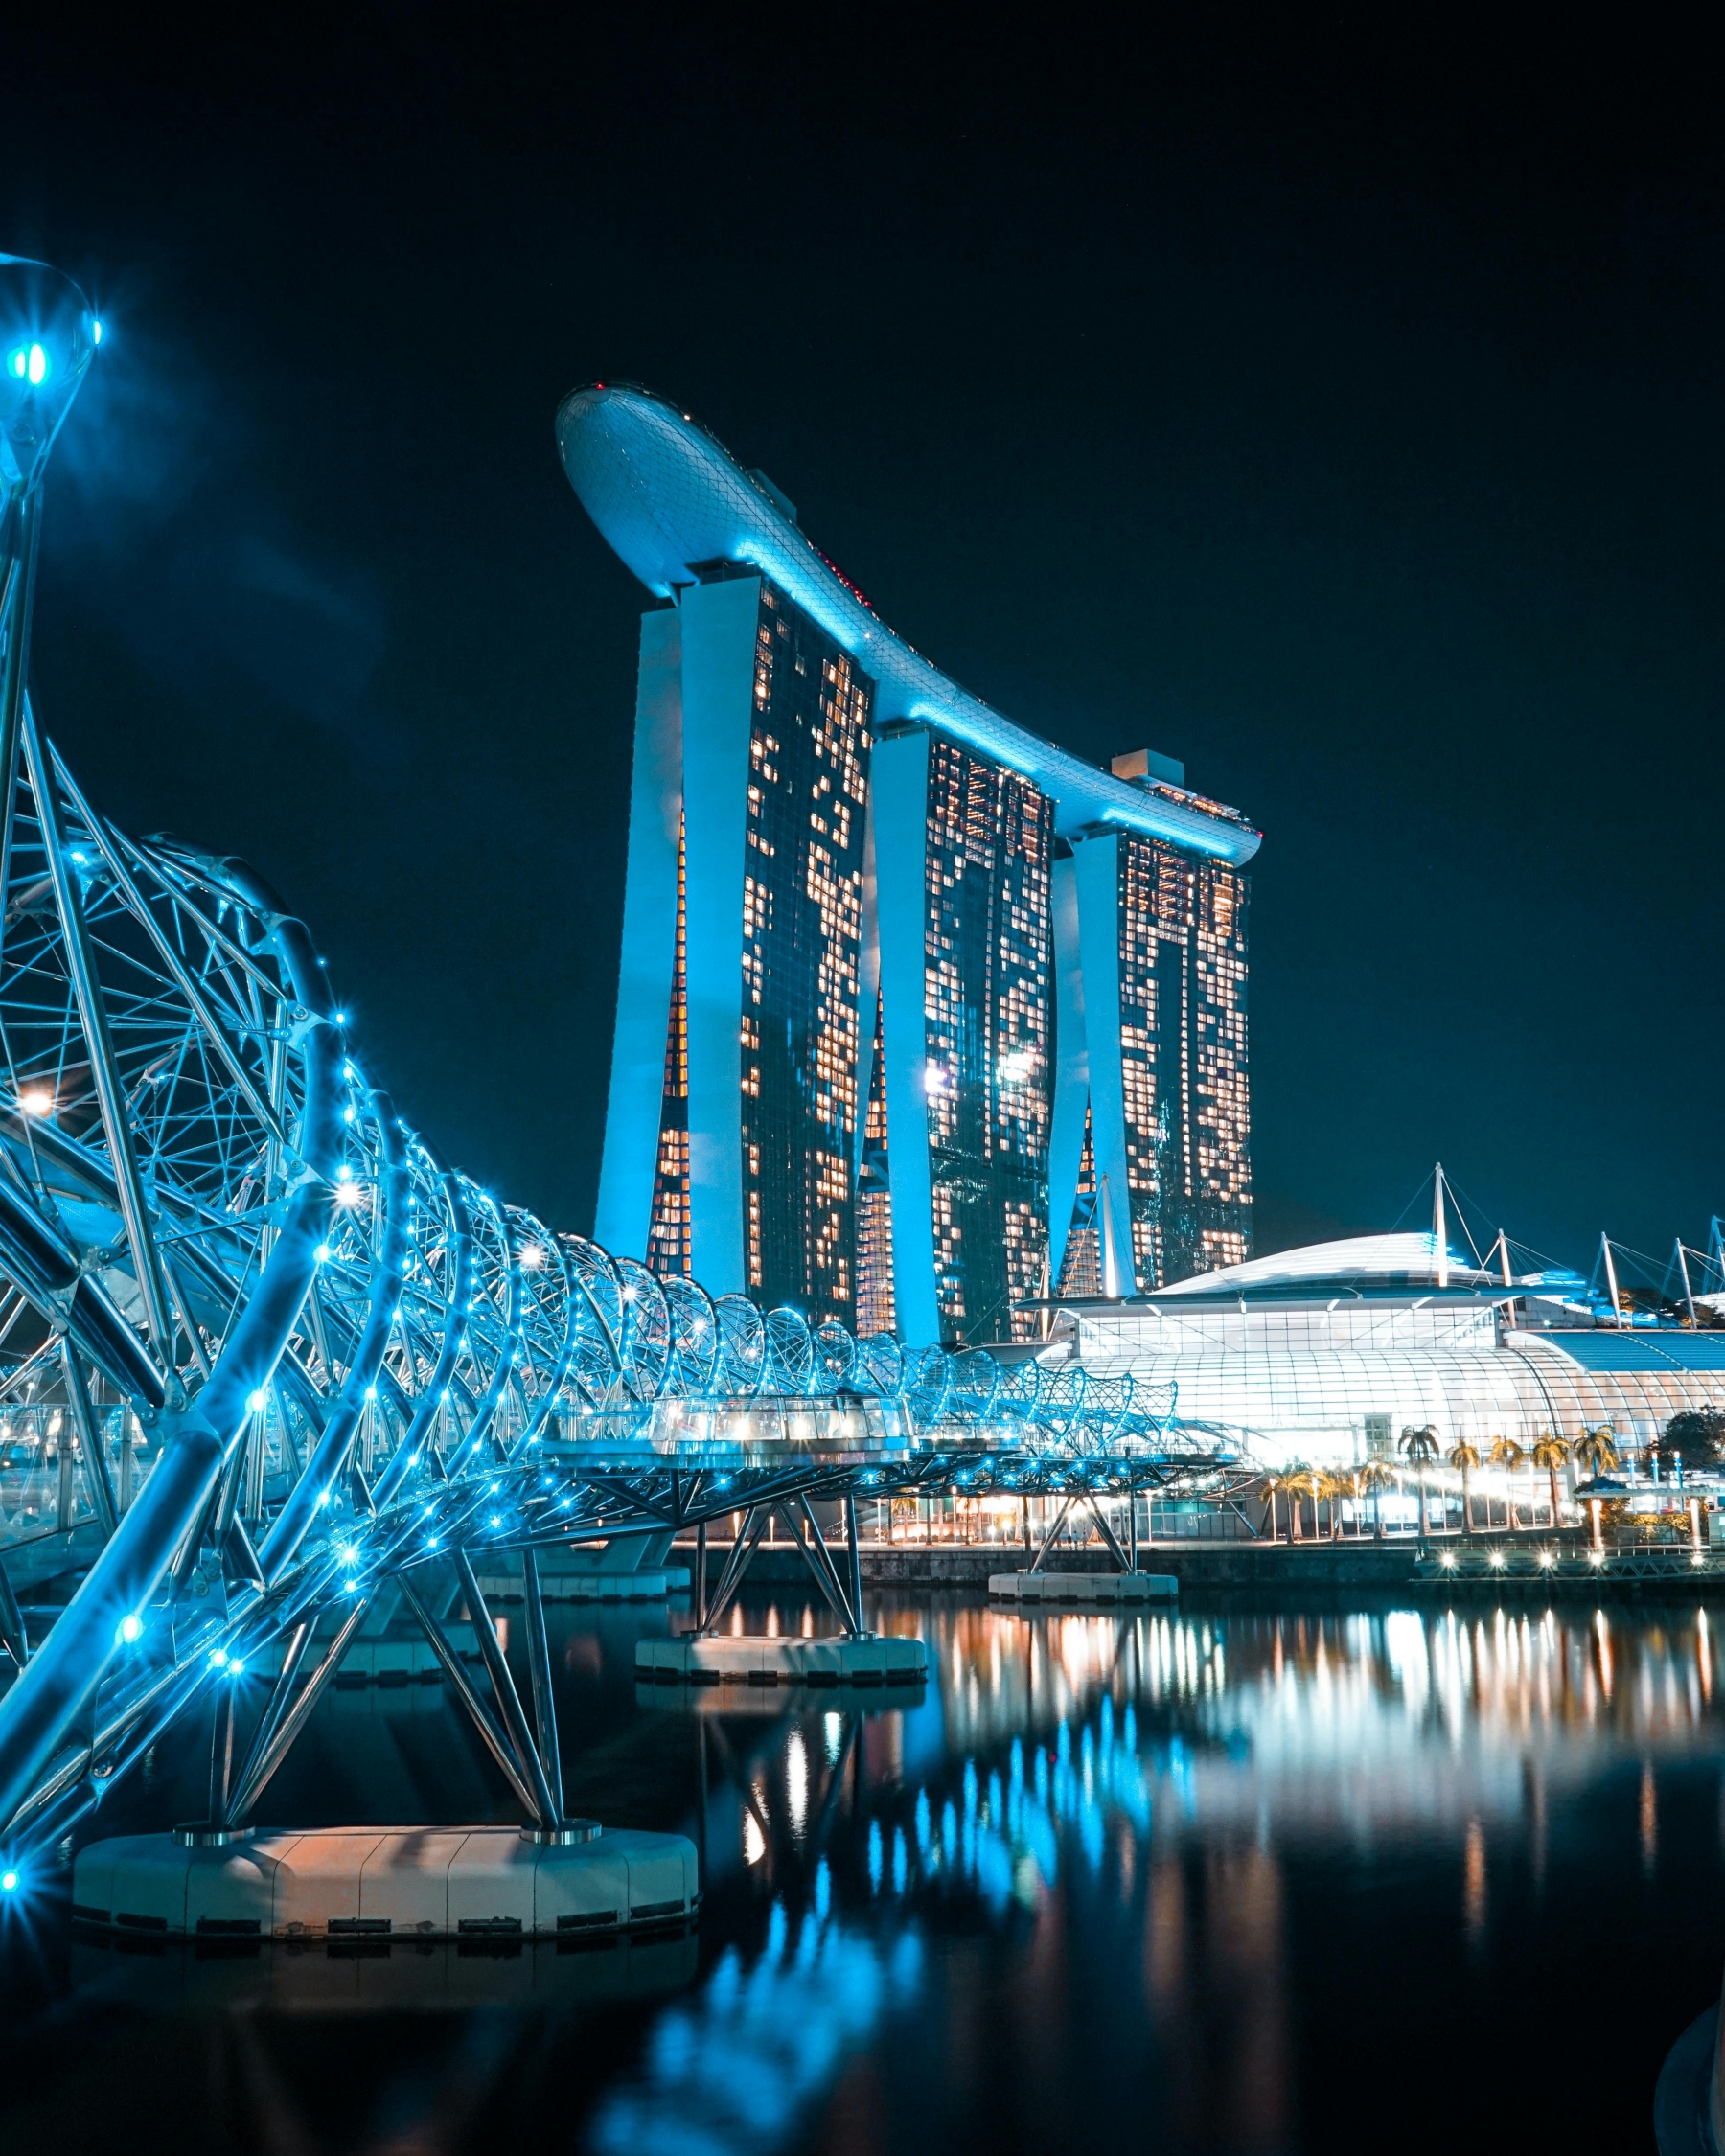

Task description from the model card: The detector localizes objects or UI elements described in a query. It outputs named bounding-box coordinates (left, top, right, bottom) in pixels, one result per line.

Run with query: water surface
left=1, top=1590, right=1720, bottom=2155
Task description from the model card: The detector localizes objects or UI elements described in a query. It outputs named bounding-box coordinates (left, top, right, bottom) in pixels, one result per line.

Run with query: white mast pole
left=1433, top=1163, right=1448, bottom=1292
left=1676, top=1238, right=1698, bottom=1327
left=1601, top=1232, right=1623, bottom=1327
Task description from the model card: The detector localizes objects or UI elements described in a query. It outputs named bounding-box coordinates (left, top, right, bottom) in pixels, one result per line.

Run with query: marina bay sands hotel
left=558, top=387, right=1260, bottom=1347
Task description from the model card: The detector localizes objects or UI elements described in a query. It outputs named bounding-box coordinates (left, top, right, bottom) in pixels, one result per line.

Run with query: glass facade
left=1068, top=1294, right=1725, bottom=1469
left=1055, top=1105, right=1102, bottom=1299
left=1117, top=836, right=1251, bottom=1288
left=855, top=995, right=895, bottom=1337
left=646, top=813, right=690, bottom=1277
left=736, top=578, right=873, bottom=1322
left=919, top=738, right=1053, bottom=1343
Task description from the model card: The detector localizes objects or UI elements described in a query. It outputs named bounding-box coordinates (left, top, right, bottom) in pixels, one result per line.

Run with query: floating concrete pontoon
left=472, top=1568, right=676, bottom=1604
left=634, top=1634, right=927, bottom=1686
left=72, top=1824, right=698, bottom=1941
left=989, top=1571, right=1178, bottom=1603
left=635, top=1675, right=925, bottom=1715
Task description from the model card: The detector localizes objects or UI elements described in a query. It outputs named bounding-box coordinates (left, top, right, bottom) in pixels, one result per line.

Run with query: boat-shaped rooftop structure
left=556, top=383, right=1260, bottom=866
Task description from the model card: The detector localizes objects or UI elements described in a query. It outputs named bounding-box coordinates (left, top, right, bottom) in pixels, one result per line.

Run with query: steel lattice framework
left=0, top=256, right=1235, bottom=1861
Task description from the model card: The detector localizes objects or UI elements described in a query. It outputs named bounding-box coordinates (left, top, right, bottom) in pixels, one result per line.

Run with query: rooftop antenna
left=1433, top=1163, right=1449, bottom=1292
left=1600, top=1231, right=1624, bottom=1327
left=1675, top=1237, right=1698, bottom=1327
left=1491, top=1228, right=1513, bottom=1289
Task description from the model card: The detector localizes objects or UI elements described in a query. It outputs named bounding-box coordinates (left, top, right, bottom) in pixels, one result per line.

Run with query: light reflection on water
left=595, top=1595, right=1725, bottom=2156
left=5, top=1593, right=1723, bottom=2156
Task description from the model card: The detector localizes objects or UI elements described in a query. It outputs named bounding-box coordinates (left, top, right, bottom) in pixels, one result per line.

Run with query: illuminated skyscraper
left=557, top=386, right=1260, bottom=1343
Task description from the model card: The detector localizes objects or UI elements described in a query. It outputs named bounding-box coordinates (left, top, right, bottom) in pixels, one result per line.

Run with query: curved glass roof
left=556, top=384, right=1260, bottom=865
left=1147, top=1231, right=1498, bottom=1302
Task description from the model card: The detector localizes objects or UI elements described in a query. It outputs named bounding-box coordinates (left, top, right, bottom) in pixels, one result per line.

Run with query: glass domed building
left=1050, top=1232, right=1725, bottom=1470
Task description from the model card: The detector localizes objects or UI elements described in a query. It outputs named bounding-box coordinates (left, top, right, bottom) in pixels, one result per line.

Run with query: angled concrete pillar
left=595, top=608, right=683, bottom=1259
left=870, top=728, right=941, bottom=1348
left=1072, top=831, right=1137, bottom=1296
left=678, top=578, right=761, bottom=1297
left=1047, top=852, right=1089, bottom=1287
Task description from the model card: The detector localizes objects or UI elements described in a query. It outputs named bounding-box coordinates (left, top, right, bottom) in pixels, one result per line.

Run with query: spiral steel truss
left=0, top=724, right=1220, bottom=1846
left=0, top=254, right=1225, bottom=1852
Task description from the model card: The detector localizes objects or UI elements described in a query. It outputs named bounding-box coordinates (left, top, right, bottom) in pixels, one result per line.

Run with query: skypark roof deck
left=556, top=383, right=1261, bottom=865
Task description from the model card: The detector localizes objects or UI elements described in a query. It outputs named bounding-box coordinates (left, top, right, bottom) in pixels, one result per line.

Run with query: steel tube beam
left=453, top=1549, right=558, bottom=1827
left=520, top=1548, right=564, bottom=1822
left=396, top=1570, right=541, bottom=1821
left=228, top=1593, right=374, bottom=1822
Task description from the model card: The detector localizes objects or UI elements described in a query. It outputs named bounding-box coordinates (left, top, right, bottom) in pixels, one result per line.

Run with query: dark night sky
left=4, top=11, right=1720, bottom=1280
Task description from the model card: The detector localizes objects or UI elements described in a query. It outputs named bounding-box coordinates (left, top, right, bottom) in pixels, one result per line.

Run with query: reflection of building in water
left=923, top=1601, right=1723, bottom=1838
left=1054, top=1231, right=1725, bottom=1468
left=609, top=1595, right=1721, bottom=2156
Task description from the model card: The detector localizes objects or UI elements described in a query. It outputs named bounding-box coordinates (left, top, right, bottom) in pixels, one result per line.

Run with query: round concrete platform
left=634, top=1634, right=927, bottom=1686
left=72, top=1824, right=698, bottom=1941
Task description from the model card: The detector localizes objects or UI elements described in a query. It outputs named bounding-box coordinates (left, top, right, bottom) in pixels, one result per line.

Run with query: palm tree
left=1399, top=1425, right=1440, bottom=1543
left=1447, top=1438, right=1482, bottom=1532
left=1290, top=1463, right=1325, bottom=1542
left=1489, top=1436, right=1527, bottom=1529
left=1530, top=1433, right=1571, bottom=1527
left=1322, top=1470, right=1352, bottom=1539
left=1575, top=1425, right=1620, bottom=1480
left=1359, top=1457, right=1397, bottom=1540
left=1261, top=1471, right=1287, bottom=1544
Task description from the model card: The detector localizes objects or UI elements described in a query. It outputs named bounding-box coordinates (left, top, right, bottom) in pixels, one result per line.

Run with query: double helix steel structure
left=0, top=256, right=1228, bottom=1861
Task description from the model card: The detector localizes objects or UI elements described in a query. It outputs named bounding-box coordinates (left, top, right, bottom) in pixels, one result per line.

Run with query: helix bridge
left=0, top=253, right=1232, bottom=1869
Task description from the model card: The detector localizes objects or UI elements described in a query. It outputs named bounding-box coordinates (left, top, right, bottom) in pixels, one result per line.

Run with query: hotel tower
left=557, top=387, right=1260, bottom=1346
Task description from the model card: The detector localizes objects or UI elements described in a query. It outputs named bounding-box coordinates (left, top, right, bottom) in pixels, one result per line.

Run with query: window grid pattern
left=1071, top=1302, right=1718, bottom=1463
left=1116, top=836, right=1252, bottom=1288
left=1055, top=1103, right=1101, bottom=1299
left=737, top=579, right=872, bottom=1322
left=922, top=739, right=1052, bottom=1343
left=647, top=811, right=691, bottom=1276
left=856, top=994, right=895, bottom=1336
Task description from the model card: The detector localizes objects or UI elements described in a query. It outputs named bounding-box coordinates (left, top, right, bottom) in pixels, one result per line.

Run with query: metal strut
left=696, top=1504, right=771, bottom=1637
left=519, top=1548, right=564, bottom=1822
left=453, top=1550, right=560, bottom=1828
left=395, top=1571, right=544, bottom=1823
left=1028, top=1494, right=1076, bottom=1573
left=227, top=1593, right=375, bottom=1823
left=1086, top=1492, right=1135, bottom=1573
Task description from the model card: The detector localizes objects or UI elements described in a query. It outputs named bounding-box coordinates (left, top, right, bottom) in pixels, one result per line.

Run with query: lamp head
left=1, top=256, right=99, bottom=505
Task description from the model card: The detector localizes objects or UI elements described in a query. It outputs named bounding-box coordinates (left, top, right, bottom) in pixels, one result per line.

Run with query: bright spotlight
left=18, top=1089, right=51, bottom=1117
left=91, top=319, right=102, bottom=345
left=117, top=1613, right=143, bottom=1644
left=0, top=1869, right=17, bottom=1892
